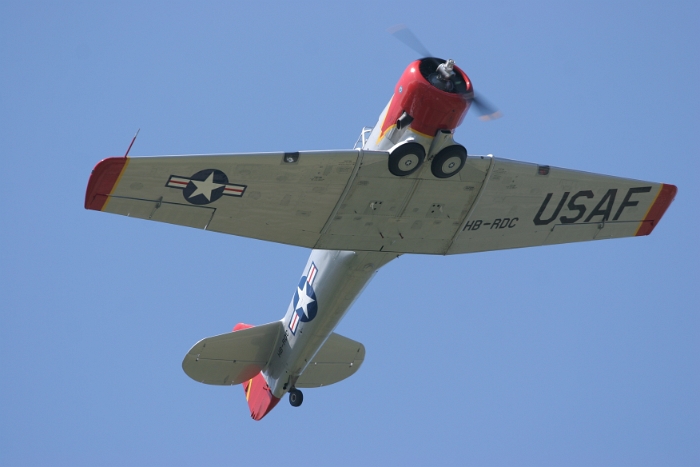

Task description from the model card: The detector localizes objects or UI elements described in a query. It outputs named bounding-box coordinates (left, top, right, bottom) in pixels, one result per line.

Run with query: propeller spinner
left=388, top=24, right=502, bottom=121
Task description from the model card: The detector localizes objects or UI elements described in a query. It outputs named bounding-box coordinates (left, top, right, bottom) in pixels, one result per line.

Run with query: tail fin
left=182, top=321, right=282, bottom=420
left=242, top=372, right=281, bottom=421
left=234, top=322, right=280, bottom=421
left=233, top=322, right=254, bottom=331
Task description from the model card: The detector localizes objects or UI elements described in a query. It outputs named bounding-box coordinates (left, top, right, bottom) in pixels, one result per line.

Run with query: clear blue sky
left=1, top=1, right=698, bottom=465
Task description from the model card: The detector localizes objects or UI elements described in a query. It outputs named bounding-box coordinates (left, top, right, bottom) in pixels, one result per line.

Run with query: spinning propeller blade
left=471, top=92, right=503, bottom=121
left=388, top=24, right=432, bottom=58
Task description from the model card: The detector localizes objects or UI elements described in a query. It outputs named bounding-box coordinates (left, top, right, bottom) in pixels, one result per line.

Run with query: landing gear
left=388, top=142, right=425, bottom=176
left=431, top=145, right=467, bottom=178
left=289, top=388, right=303, bottom=407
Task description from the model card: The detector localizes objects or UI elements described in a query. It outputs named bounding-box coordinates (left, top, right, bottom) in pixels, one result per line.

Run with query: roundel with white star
left=293, top=276, right=318, bottom=323
left=166, top=169, right=247, bottom=205
left=182, top=169, right=229, bottom=205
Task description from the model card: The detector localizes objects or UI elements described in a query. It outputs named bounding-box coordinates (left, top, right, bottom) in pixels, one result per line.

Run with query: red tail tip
left=233, top=322, right=254, bottom=332
left=242, top=372, right=280, bottom=421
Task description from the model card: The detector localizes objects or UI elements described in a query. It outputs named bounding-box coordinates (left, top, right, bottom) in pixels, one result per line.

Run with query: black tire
left=431, top=145, right=467, bottom=178
left=289, top=389, right=303, bottom=407
left=388, top=142, right=425, bottom=176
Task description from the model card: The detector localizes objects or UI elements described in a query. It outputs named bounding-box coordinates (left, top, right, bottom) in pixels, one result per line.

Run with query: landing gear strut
left=289, top=388, right=303, bottom=407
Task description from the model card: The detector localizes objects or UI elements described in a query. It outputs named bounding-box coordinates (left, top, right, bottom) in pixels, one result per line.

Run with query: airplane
left=84, top=30, right=677, bottom=421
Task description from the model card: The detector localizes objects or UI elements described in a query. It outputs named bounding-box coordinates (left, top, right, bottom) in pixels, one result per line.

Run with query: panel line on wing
left=106, top=195, right=216, bottom=229
left=148, top=196, right=163, bottom=220
left=446, top=155, right=495, bottom=254
left=318, top=149, right=367, bottom=237
left=395, top=178, right=422, bottom=218
left=204, top=208, right=216, bottom=230
left=108, top=194, right=216, bottom=211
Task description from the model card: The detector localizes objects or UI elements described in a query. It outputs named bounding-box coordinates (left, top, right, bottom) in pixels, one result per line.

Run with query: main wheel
left=289, top=388, right=303, bottom=407
left=431, top=145, right=467, bottom=178
left=388, top=142, right=425, bottom=176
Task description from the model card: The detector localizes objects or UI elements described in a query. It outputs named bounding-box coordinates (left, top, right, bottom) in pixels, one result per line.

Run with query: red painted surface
left=233, top=323, right=280, bottom=420
left=636, top=184, right=677, bottom=236
left=84, top=157, right=128, bottom=211
left=381, top=60, right=472, bottom=138
left=233, top=323, right=254, bottom=332
left=243, top=372, right=281, bottom=421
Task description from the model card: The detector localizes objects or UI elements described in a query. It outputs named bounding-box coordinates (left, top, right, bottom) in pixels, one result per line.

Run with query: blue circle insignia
left=182, top=169, right=229, bottom=205
left=293, top=276, right=318, bottom=323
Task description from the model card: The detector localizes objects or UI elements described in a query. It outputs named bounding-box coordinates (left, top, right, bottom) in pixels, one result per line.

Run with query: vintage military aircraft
left=84, top=29, right=676, bottom=420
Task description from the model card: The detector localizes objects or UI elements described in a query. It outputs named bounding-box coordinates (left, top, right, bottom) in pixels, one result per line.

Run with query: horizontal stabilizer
left=296, top=332, right=365, bottom=388
left=182, top=321, right=282, bottom=385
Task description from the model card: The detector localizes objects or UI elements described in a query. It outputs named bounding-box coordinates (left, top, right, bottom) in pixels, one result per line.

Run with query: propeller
left=388, top=24, right=502, bottom=121
left=471, top=93, right=502, bottom=121
left=387, top=24, right=433, bottom=58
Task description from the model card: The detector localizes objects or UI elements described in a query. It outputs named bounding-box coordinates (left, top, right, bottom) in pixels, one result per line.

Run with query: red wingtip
left=243, top=372, right=281, bottom=421
left=84, top=157, right=129, bottom=211
left=636, top=184, right=677, bottom=236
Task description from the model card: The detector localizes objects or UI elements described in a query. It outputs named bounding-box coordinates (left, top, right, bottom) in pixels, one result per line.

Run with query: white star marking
left=188, top=172, right=223, bottom=201
left=295, top=281, right=315, bottom=319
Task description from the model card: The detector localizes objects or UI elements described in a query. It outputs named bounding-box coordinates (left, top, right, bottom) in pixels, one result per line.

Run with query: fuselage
left=261, top=58, right=473, bottom=399
left=265, top=250, right=395, bottom=397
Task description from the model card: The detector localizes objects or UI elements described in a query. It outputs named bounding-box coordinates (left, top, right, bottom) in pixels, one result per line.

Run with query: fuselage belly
left=265, top=249, right=395, bottom=398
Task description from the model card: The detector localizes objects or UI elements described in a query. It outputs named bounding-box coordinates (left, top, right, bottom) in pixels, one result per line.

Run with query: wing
left=444, top=158, right=677, bottom=255
left=85, top=150, right=367, bottom=248
left=86, top=151, right=676, bottom=254
left=310, top=152, right=676, bottom=254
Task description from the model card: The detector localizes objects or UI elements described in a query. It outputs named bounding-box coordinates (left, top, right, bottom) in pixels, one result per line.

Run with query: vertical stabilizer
left=233, top=322, right=281, bottom=421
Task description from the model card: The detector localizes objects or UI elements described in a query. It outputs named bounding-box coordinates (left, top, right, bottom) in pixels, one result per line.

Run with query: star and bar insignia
left=166, top=168, right=246, bottom=205
left=289, top=263, right=319, bottom=336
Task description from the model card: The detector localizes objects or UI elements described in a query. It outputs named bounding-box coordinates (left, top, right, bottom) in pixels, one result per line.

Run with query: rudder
left=234, top=322, right=280, bottom=421
left=242, top=372, right=281, bottom=421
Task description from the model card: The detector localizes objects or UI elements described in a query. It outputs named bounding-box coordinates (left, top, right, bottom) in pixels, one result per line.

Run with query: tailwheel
left=431, top=145, right=467, bottom=178
left=289, top=388, right=303, bottom=407
left=388, top=142, right=425, bottom=176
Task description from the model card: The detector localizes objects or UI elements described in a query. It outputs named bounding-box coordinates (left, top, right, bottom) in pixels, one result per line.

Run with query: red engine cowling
left=380, top=58, right=473, bottom=138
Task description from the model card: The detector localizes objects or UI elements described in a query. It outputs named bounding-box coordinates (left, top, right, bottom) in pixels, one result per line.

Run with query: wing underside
left=85, top=150, right=676, bottom=254
left=85, top=150, right=364, bottom=248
